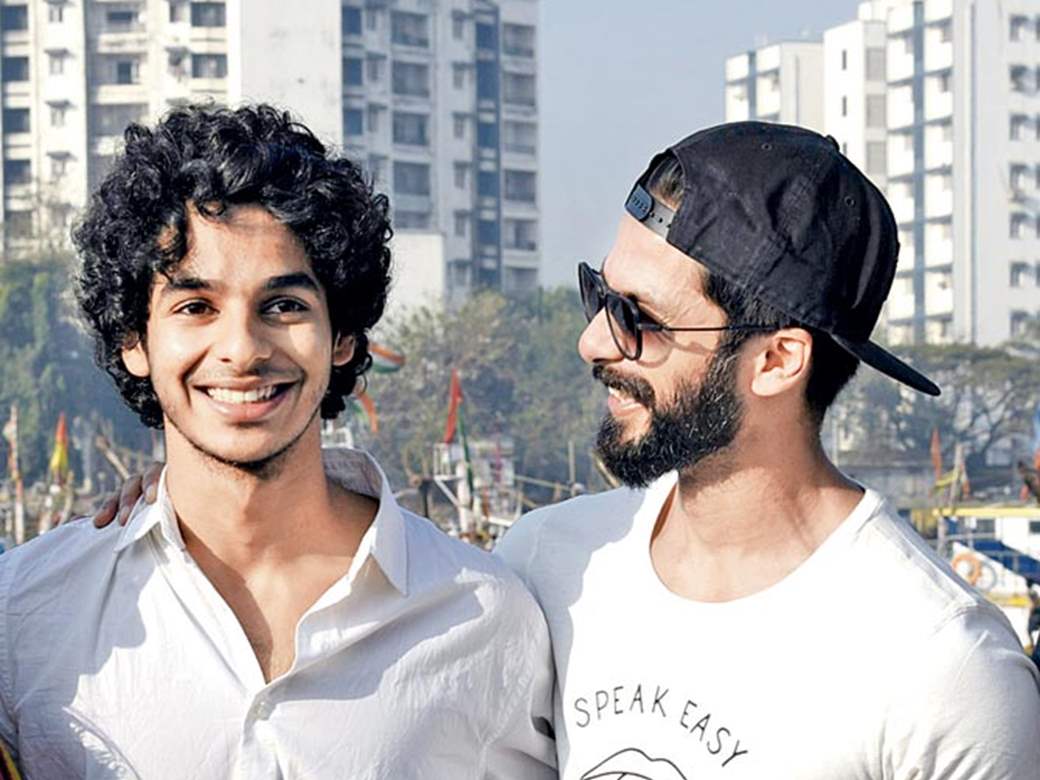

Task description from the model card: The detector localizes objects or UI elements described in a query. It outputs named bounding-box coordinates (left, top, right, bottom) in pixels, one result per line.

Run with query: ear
left=332, top=333, right=355, bottom=367
left=121, top=335, right=151, bottom=379
left=748, top=328, right=812, bottom=399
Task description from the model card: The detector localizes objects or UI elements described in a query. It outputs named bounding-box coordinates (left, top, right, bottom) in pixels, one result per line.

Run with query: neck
left=652, top=424, right=863, bottom=601
left=163, top=421, right=355, bottom=572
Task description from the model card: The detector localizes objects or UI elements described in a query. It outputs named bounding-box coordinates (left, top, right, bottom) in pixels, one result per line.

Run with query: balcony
left=725, top=54, right=750, bottom=82
left=889, top=189, right=915, bottom=225
left=924, top=125, right=953, bottom=168
left=925, top=0, right=953, bottom=23
left=925, top=34, right=953, bottom=71
left=888, top=4, right=915, bottom=34
left=887, top=36, right=914, bottom=83
left=887, top=86, right=914, bottom=130
left=887, top=133, right=914, bottom=178
left=925, top=223, right=953, bottom=266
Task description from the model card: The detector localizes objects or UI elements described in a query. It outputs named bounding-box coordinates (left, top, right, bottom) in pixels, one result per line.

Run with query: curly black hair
left=74, top=103, right=393, bottom=428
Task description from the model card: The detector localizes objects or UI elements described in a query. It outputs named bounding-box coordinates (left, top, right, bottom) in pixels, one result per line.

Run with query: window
left=502, top=23, right=535, bottom=57
left=395, top=210, right=430, bottom=229
left=841, top=96, right=848, bottom=117
left=5, top=210, right=32, bottom=238
left=477, top=170, right=498, bottom=197
left=504, top=169, right=536, bottom=202
left=477, top=219, right=499, bottom=245
left=1, top=5, right=28, bottom=32
left=503, top=121, right=536, bottom=154
left=940, top=22, right=952, bottom=43
left=49, top=51, right=65, bottom=76
left=392, top=111, right=428, bottom=146
left=344, top=108, right=363, bottom=136
left=365, top=7, right=380, bottom=31
left=866, top=95, right=885, bottom=127
left=452, top=62, right=467, bottom=89
left=861, top=48, right=886, bottom=81
left=503, top=72, right=535, bottom=107
left=191, top=54, right=225, bottom=78
left=365, top=54, right=384, bottom=83
left=866, top=141, right=886, bottom=176
left=1010, top=212, right=1030, bottom=239
left=344, top=57, right=363, bottom=87
left=3, top=108, right=29, bottom=133
left=2, top=57, right=29, bottom=82
left=453, top=113, right=467, bottom=140
left=1010, top=162, right=1030, bottom=191
left=392, top=62, right=428, bottom=97
left=1030, top=520, right=1040, bottom=535
left=476, top=61, right=497, bottom=99
left=342, top=6, right=362, bottom=36
left=1011, top=14, right=1030, bottom=42
left=1010, top=64, right=1031, bottom=93
left=840, top=49, right=848, bottom=71
left=393, top=161, right=430, bottom=196
left=366, top=103, right=384, bottom=133
left=115, top=59, right=140, bottom=84
left=1011, top=311, right=1032, bottom=337
left=391, top=12, right=428, bottom=48
left=452, top=11, right=465, bottom=40
left=453, top=162, right=468, bottom=189
left=50, top=154, right=69, bottom=179
left=48, top=4, right=63, bottom=23
left=1011, top=113, right=1031, bottom=140
left=191, top=3, right=225, bottom=28
left=503, top=218, right=536, bottom=250
left=454, top=211, right=468, bottom=237
left=169, top=1, right=188, bottom=23
left=937, top=70, right=951, bottom=93
left=1011, top=261, right=1031, bottom=287
left=50, top=104, right=67, bottom=127
left=3, top=159, right=31, bottom=185
left=477, top=121, right=497, bottom=148
left=91, top=103, right=146, bottom=135
left=476, top=23, right=497, bottom=50
left=106, top=9, right=137, bottom=30
left=367, top=154, right=387, bottom=184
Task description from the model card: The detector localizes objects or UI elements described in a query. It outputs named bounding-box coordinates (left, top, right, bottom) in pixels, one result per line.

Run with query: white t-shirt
left=496, top=473, right=1040, bottom=779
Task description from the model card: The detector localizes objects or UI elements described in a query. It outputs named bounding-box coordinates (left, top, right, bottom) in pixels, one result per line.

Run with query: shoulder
left=0, top=519, right=123, bottom=604
left=398, top=509, right=543, bottom=625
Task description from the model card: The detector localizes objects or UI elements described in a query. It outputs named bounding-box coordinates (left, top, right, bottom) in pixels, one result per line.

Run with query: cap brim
left=830, top=336, right=941, bottom=396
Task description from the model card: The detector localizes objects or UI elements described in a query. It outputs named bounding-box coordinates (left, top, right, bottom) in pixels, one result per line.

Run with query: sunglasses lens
left=578, top=264, right=604, bottom=323
left=606, top=294, right=640, bottom=360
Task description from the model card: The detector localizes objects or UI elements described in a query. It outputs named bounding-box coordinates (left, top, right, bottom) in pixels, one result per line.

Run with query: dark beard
left=594, top=345, right=744, bottom=489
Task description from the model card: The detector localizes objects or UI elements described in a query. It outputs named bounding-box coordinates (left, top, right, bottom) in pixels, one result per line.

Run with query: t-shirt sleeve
left=883, top=605, right=1040, bottom=778
left=0, top=553, right=18, bottom=757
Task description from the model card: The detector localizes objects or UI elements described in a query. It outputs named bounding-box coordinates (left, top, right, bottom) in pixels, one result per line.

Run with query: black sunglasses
left=577, top=261, right=771, bottom=360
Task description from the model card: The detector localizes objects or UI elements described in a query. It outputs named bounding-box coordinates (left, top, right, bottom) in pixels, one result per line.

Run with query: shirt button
left=253, top=698, right=273, bottom=720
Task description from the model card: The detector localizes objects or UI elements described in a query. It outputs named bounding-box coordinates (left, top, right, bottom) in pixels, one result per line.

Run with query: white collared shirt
left=0, top=450, right=555, bottom=779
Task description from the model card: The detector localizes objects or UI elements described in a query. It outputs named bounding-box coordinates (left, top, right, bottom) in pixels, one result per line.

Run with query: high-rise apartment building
left=724, top=41, right=825, bottom=131
left=0, top=0, right=540, bottom=303
left=726, top=0, right=1040, bottom=347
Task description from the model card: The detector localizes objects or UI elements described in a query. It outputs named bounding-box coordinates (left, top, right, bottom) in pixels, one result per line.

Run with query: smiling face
left=579, top=214, right=746, bottom=487
left=121, top=204, right=353, bottom=476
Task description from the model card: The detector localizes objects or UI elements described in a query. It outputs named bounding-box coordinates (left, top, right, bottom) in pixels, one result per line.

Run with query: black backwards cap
left=625, top=121, right=940, bottom=397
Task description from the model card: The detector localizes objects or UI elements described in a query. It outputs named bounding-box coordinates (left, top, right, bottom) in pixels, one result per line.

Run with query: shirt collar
left=112, top=449, right=409, bottom=596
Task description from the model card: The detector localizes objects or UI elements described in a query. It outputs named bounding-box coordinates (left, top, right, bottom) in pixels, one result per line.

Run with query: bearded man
left=495, top=122, right=1040, bottom=778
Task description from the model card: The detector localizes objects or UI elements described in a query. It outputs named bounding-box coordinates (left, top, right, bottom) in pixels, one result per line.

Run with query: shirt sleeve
left=0, top=553, right=18, bottom=758
left=482, top=597, right=556, bottom=779
left=883, top=605, right=1040, bottom=779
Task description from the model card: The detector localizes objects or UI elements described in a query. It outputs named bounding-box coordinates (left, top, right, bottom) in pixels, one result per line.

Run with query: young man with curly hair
left=0, top=104, right=554, bottom=777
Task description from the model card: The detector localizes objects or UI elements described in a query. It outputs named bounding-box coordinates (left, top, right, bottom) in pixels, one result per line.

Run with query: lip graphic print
left=581, top=748, right=688, bottom=780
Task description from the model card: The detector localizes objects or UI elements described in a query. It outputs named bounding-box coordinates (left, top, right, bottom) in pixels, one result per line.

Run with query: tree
left=359, top=289, right=607, bottom=502
left=839, top=342, right=1040, bottom=474
left=0, top=256, right=148, bottom=486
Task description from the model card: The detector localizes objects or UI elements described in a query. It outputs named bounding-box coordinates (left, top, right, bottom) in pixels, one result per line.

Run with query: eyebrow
left=157, top=272, right=321, bottom=300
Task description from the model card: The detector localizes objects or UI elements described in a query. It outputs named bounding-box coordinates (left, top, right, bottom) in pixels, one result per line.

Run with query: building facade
left=0, top=0, right=540, bottom=303
left=726, top=0, right=1040, bottom=347
left=724, top=41, right=825, bottom=131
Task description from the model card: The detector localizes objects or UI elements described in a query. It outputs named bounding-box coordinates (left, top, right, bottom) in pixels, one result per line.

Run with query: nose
left=215, top=305, right=273, bottom=370
left=578, top=308, right=623, bottom=366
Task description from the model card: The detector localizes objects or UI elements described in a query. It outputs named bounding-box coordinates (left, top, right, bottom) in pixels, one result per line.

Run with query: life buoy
left=951, top=551, right=982, bottom=585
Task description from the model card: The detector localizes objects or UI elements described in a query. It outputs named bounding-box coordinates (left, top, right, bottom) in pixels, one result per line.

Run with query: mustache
left=592, top=365, right=655, bottom=407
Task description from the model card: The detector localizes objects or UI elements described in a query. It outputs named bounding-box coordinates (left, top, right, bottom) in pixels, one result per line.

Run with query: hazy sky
left=537, top=0, right=860, bottom=288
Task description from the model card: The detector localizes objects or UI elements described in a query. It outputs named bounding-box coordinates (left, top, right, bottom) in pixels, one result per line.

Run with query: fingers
left=115, top=474, right=143, bottom=526
left=143, top=462, right=163, bottom=504
left=92, top=494, right=119, bottom=528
